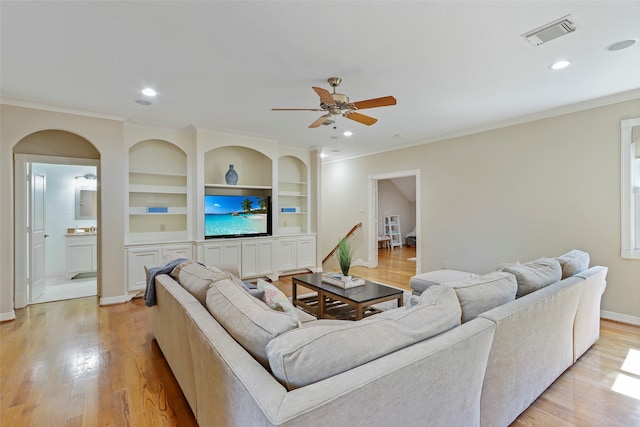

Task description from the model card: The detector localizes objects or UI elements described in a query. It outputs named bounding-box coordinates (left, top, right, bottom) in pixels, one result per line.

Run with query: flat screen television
left=204, top=194, right=271, bottom=238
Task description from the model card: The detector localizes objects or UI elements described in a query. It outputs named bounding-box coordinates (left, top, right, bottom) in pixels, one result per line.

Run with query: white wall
left=1, top=104, right=125, bottom=318
left=322, top=98, right=640, bottom=321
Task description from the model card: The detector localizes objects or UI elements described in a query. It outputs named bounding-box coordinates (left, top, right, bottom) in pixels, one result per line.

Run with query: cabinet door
left=296, top=236, right=316, bottom=269
left=241, top=240, right=274, bottom=278
left=162, top=244, right=193, bottom=260
left=68, top=244, right=93, bottom=274
left=202, top=242, right=241, bottom=272
left=277, top=238, right=296, bottom=271
left=127, top=246, right=162, bottom=291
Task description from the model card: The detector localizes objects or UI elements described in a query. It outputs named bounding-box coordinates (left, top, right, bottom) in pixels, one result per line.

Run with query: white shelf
left=279, top=191, right=307, bottom=197
left=129, top=171, right=187, bottom=178
left=129, top=207, right=187, bottom=215
left=384, top=214, right=403, bottom=249
left=129, top=184, right=187, bottom=194
left=205, top=183, right=272, bottom=190
left=279, top=180, right=307, bottom=185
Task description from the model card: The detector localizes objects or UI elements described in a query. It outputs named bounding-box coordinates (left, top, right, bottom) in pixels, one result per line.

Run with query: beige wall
left=1, top=105, right=126, bottom=317
left=322, top=99, right=640, bottom=320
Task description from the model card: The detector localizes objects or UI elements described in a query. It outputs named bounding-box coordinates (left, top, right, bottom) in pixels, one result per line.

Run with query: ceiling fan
left=272, top=77, right=397, bottom=128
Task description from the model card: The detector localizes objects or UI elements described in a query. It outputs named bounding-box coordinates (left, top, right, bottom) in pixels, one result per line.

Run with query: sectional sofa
left=147, top=250, right=606, bottom=426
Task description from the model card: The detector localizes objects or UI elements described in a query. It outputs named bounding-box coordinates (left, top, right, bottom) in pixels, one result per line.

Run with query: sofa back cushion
left=444, top=272, right=517, bottom=322
left=170, top=260, right=232, bottom=305
left=205, top=279, right=299, bottom=367
left=266, top=285, right=461, bottom=390
left=502, top=257, right=562, bottom=297
left=555, top=249, right=590, bottom=279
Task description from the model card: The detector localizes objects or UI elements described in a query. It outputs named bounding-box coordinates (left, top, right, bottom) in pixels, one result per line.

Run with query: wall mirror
left=75, top=187, right=97, bottom=219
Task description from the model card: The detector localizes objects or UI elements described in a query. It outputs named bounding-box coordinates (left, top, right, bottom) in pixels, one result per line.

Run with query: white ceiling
left=2, top=1, right=639, bottom=160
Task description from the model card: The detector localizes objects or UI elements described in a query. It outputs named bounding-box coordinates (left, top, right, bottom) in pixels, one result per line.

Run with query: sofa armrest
left=573, top=266, right=608, bottom=361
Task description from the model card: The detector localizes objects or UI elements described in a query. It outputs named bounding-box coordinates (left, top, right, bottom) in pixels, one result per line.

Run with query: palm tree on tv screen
left=241, top=198, right=253, bottom=213
left=259, top=196, right=267, bottom=212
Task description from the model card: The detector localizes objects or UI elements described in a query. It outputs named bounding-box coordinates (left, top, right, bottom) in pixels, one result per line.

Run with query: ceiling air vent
left=522, top=15, right=576, bottom=46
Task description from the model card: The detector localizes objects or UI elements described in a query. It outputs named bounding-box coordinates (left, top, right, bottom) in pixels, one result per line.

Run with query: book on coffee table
left=322, top=273, right=366, bottom=288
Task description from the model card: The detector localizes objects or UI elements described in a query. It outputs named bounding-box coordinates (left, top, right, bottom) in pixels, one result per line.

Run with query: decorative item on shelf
left=225, top=164, right=238, bottom=185
left=147, top=207, right=168, bottom=213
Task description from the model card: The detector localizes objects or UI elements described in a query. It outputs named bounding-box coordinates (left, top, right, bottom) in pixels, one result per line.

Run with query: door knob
left=44, top=234, right=50, bottom=238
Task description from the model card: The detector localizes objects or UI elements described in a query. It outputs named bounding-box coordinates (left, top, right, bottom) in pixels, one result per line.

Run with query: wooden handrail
left=322, top=222, right=363, bottom=265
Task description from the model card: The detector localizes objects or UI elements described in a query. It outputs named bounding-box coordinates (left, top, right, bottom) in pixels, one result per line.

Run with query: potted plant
left=337, top=238, right=353, bottom=280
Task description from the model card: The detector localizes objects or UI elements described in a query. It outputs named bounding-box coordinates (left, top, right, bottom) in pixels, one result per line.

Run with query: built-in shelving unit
left=124, top=134, right=316, bottom=289
left=127, top=140, right=188, bottom=243
left=278, top=156, right=309, bottom=235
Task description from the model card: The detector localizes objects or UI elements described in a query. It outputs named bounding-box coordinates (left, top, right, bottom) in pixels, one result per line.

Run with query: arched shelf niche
left=204, top=146, right=272, bottom=189
left=127, top=139, right=188, bottom=243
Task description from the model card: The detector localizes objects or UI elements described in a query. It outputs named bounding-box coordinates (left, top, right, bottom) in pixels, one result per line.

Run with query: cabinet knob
left=44, top=234, right=50, bottom=238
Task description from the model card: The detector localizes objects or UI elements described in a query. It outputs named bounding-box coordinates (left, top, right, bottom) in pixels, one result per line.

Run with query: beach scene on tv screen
left=205, top=195, right=268, bottom=236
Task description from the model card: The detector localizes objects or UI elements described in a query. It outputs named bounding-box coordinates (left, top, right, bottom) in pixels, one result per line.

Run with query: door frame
left=367, top=169, right=420, bottom=274
left=14, top=154, right=99, bottom=309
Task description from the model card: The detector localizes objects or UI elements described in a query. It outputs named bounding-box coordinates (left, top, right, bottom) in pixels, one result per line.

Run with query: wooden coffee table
left=292, top=273, right=404, bottom=320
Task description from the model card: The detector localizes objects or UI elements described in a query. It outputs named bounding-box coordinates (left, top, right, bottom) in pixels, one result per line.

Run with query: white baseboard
left=601, top=310, right=640, bottom=326
left=0, top=310, right=16, bottom=322
left=100, top=294, right=134, bottom=306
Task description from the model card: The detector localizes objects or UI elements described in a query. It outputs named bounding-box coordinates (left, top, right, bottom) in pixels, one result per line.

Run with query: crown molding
left=1, top=96, right=127, bottom=122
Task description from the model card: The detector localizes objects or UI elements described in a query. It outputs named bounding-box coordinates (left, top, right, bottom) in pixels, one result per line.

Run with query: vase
left=225, top=164, right=238, bottom=185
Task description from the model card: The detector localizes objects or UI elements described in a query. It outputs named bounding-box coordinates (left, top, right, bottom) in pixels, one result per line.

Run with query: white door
left=30, top=173, right=47, bottom=302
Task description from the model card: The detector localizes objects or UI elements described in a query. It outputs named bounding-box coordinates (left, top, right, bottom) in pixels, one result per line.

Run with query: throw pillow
left=502, top=257, right=562, bottom=298
left=555, top=249, right=590, bottom=279
left=257, top=279, right=297, bottom=319
left=240, top=280, right=266, bottom=300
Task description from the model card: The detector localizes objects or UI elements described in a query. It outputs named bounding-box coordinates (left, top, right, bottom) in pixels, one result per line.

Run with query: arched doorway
left=13, top=130, right=100, bottom=308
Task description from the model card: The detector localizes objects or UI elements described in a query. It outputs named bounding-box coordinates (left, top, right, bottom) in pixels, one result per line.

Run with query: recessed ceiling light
left=320, top=153, right=328, bottom=158
left=606, top=39, right=637, bottom=52
left=135, top=99, right=152, bottom=106
left=549, top=59, right=571, bottom=70
left=142, top=88, right=157, bottom=97
left=343, top=131, right=353, bottom=137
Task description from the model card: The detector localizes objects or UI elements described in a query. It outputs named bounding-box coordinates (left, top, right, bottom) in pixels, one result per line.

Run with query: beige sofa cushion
left=170, top=260, right=232, bottom=305
left=266, top=285, right=461, bottom=390
left=555, top=249, right=590, bottom=279
left=444, top=272, right=517, bottom=322
left=502, top=257, right=562, bottom=298
left=205, top=279, right=299, bottom=367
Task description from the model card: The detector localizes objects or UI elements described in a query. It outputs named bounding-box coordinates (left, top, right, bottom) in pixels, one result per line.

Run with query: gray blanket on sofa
left=144, top=258, right=188, bottom=307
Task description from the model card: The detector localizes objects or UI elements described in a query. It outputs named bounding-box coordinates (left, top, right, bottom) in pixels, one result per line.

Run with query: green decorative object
left=337, top=238, right=353, bottom=277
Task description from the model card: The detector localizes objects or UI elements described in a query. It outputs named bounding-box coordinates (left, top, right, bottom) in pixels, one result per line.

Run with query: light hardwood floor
left=1, top=247, right=638, bottom=426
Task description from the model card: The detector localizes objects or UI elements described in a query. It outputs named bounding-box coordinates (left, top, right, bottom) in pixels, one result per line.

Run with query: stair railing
left=322, top=222, right=363, bottom=265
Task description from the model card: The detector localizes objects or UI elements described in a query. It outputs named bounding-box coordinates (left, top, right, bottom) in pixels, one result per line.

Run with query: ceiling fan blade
left=312, top=86, right=336, bottom=106
left=309, top=114, right=331, bottom=128
left=351, top=96, right=397, bottom=110
left=345, top=111, right=377, bottom=126
left=272, top=108, right=324, bottom=111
